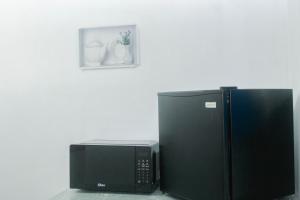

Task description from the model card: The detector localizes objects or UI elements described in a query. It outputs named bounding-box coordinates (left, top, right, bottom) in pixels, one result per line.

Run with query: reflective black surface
left=159, top=92, right=226, bottom=200
left=70, top=142, right=159, bottom=193
left=158, top=88, right=295, bottom=200
left=70, top=145, right=136, bottom=192
left=230, top=89, right=294, bottom=200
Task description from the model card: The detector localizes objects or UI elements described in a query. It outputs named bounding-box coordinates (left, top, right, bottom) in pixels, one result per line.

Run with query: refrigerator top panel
left=230, top=89, right=294, bottom=200
left=75, top=140, right=158, bottom=147
left=158, top=90, right=221, bottom=97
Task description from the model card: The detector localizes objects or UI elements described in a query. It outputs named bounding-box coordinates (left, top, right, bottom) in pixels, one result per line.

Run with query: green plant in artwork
left=117, top=30, right=131, bottom=45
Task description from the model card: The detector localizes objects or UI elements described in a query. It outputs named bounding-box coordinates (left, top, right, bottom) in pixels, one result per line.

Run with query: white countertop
left=50, top=190, right=178, bottom=200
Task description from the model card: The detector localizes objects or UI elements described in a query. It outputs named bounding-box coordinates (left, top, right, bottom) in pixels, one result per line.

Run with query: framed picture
left=79, top=25, right=139, bottom=69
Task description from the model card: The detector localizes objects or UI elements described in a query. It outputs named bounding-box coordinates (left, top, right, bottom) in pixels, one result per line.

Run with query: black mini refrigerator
left=158, top=87, right=295, bottom=200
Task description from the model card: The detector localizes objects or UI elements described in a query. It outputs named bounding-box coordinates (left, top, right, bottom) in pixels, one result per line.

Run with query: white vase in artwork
left=123, top=45, right=133, bottom=64
left=108, top=42, right=133, bottom=65
left=102, top=40, right=124, bottom=65
left=100, top=40, right=134, bottom=66
left=113, top=42, right=126, bottom=62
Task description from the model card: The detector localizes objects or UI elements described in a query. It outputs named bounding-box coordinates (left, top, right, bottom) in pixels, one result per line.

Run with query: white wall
left=0, top=0, right=292, bottom=199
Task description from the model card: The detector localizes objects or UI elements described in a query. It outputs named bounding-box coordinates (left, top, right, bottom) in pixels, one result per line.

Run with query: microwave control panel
left=136, top=148, right=151, bottom=185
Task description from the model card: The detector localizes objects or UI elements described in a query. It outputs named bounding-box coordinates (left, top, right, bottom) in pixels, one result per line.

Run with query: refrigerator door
left=230, top=89, right=294, bottom=200
left=159, top=92, right=227, bottom=200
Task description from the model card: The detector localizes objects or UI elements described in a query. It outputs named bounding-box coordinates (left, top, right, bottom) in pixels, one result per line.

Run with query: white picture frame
left=79, top=25, right=139, bottom=69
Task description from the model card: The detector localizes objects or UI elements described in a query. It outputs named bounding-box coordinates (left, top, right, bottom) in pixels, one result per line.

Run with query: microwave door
left=85, top=145, right=136, bottom=192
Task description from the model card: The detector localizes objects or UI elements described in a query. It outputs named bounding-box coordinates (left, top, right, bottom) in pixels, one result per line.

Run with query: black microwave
left=70, top=140, right=159, bottom=193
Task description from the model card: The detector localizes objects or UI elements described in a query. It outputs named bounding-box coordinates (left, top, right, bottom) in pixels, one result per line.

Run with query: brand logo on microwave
left=97, top=183, right=106, bottom=187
